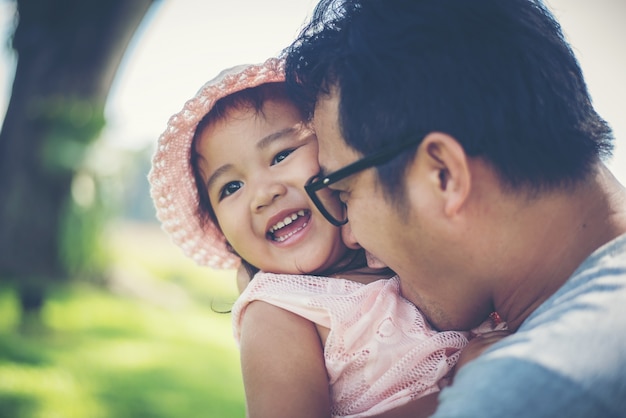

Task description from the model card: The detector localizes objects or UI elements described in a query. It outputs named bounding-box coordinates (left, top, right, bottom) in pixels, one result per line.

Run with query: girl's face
left=196, top=96, right=349, bottom=274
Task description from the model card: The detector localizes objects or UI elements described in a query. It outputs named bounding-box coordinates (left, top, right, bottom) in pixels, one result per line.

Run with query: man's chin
left=365, top=251, right=387, bottom=268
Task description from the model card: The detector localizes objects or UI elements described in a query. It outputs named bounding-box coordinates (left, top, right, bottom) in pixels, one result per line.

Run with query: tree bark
left=0, top=0, right=154, bottom=313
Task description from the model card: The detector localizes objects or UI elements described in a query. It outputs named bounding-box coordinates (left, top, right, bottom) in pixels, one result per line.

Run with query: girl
left=149, top=58, right=504, bottom=418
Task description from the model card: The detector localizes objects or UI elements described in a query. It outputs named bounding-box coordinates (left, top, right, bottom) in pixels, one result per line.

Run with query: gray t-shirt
left=433, top=233, right=626, bottom=417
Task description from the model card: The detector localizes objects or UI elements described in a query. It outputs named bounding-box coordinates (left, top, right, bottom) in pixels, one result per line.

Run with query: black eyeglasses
left=305, top=136, right=420, bottom=226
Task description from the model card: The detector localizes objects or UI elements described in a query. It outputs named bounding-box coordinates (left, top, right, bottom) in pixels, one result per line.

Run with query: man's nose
left=341, top=222, right=361, bottom=249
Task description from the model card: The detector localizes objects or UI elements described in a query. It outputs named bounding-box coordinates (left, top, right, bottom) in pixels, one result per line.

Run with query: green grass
left=0, top=222, right=246, bottom=418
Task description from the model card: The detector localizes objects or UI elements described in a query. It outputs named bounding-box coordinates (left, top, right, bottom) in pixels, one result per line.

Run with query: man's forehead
left=312, top=92, right=352, bottom=172
left=312, top=91, right=339, bottom=131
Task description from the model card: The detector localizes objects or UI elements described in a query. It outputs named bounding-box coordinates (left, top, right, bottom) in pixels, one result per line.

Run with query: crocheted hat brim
left=149, top=58, right=286, bottom=269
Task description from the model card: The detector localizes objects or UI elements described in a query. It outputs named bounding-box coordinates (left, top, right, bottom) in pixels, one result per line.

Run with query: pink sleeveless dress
left=232, top=273, right=471, bottom=417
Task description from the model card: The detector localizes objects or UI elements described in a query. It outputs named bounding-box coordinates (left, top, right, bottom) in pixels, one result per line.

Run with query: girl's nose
left=251, top=182, right=287, bottom=212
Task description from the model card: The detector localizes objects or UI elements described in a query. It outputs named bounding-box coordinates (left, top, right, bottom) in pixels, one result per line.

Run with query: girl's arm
left=239, top=300, right=331, bottom=418
left=367, top=393, right=438, bottom=418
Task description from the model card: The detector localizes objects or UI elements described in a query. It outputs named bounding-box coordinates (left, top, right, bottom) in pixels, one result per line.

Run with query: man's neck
left=496, top=163, right=626, bottom=331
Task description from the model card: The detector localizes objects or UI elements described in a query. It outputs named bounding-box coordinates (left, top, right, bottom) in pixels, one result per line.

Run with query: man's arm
left=452, top=330, right=511, bottom=378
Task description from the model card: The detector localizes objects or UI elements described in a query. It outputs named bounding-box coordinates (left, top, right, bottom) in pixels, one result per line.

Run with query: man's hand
left=454, top=330, right=511, bottom=375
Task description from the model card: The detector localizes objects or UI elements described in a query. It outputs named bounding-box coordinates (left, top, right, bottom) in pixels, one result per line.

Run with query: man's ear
left=410, top=132, right=471, bottom=218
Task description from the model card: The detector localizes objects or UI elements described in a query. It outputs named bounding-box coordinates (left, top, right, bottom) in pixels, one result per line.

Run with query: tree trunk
left=0, top=0, right=154, bottom=316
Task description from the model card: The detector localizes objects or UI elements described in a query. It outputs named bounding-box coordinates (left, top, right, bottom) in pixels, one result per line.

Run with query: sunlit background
left=2, top=0, right=625, bottom=178
left=81, top=0, right=626, bottom=184
left=0, top=1, right=624, bottom=417
left=1, top=0, right=625, bottom=197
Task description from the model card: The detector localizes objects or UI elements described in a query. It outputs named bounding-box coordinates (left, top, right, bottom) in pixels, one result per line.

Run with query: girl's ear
left=407, top=132, right=471, bottom=218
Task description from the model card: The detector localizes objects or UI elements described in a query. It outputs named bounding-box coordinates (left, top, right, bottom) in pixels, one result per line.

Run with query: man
left=283, top=0, right=626, bottom=416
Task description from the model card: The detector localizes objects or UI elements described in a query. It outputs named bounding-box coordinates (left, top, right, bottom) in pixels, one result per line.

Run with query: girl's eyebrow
left=206, top=126, right=301, bottom=192
left=206, top=163, right=233, bottom=193
left=256, top=126, right=299, bottom=151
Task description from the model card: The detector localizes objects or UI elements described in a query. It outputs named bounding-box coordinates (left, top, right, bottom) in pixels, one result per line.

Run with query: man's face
left=313, top=88, right=492, bottom=331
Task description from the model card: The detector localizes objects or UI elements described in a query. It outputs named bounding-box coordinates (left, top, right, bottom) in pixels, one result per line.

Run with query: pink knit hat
left=149, top=57, right=285, bottom=269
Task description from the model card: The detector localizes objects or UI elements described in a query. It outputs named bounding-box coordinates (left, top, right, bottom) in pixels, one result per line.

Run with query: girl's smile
left=267, top=209, right=310, bottom=243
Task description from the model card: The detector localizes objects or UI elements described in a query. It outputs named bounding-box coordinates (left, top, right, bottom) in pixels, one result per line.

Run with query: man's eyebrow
left=206, top=163, right=233, bottom=193
left=256, top=127, right=299, bottom=150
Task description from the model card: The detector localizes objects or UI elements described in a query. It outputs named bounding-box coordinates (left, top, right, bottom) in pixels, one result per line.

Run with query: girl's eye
left=272, top=148, right=295, bottom=165
left=219, top=181, right=243, bottom=200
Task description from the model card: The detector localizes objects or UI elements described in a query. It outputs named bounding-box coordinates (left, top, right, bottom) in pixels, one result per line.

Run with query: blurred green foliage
left=53, top=99, right=112, bottom=284
left=60, top=184, right=110, bottom=284
left=37, top=98, right=106, bottom=175
left=0, top=223, right=246, bottom=418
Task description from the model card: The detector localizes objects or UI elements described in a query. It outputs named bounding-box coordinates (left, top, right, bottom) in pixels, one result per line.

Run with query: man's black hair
left=284, top=0, right=613, bottom=198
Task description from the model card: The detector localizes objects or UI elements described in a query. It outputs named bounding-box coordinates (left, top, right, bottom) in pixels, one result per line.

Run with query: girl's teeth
left=273, top=222, right=308, bottom=242
left=270, top=210, right=307, bottom=233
